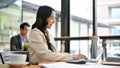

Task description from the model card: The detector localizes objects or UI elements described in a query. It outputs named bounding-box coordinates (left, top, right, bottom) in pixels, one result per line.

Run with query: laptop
left=67, top=49, right=104, bottom=64
left=101, top=56, right=120, bottom=65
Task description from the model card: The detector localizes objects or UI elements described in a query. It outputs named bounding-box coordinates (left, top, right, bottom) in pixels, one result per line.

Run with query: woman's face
left=47, top=11, right=56, bottom=29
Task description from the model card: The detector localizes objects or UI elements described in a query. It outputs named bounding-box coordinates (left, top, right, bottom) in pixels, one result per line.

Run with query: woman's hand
left=73, top=54, right=88, bottom=60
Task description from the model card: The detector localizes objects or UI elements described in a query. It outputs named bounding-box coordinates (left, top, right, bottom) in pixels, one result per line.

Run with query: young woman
left=28, top=6, right=87, bottom=64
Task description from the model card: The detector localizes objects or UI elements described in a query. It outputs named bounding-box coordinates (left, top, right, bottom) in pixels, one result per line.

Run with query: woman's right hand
left=73, top=54, right=88, bottom=60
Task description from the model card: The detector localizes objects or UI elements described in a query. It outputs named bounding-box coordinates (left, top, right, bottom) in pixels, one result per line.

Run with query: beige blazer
left=28, top=28, right=73, bottom=63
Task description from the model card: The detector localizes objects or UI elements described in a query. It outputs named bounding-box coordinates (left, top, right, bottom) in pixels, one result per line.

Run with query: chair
left=0, top=51, right=29, bottom=64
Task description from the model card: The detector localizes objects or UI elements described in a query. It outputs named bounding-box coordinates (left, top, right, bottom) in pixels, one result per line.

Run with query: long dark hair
left=32, top=6, right=55, bottom=33
left=32, top=6, right=55, bottom=51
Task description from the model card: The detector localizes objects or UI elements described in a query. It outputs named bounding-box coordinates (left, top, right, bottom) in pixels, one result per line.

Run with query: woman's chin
left=47, top=26, right=52, bottom=29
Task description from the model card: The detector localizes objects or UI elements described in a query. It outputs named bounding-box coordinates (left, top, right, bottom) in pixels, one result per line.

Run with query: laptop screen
left=85, top=49, right=104, bottom=62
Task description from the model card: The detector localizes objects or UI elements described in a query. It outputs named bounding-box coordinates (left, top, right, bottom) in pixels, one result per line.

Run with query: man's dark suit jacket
left=10, top=34, right=23, bottom=51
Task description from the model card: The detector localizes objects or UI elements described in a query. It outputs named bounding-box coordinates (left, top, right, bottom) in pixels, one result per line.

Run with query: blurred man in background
left=10, top=22, right=30, bottom=51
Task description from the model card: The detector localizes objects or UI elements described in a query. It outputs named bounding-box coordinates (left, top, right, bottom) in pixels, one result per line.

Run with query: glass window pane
left=97, top=0, right=120, bottom=36
left=97, top=0, right=120, bottom=57
left=109, top=7, right=120, bottom=19
left=70, top=0, right=92, bottom=57
left=0, top=0, right=22, bottom=51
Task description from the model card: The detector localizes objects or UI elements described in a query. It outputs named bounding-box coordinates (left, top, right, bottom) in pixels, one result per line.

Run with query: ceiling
left=0, top=0, right=16, bottom=9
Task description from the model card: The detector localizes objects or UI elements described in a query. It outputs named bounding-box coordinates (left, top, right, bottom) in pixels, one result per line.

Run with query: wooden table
left=0, top=64, right=40, bottom=68
left=0, top=61, right=54, bottom=68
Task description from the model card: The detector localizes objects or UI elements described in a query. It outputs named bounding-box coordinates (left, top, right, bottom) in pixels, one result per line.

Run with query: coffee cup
left=9, top=54, right=27, bottom=63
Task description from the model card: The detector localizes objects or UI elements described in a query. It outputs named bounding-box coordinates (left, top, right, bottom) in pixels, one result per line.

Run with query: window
left=70, top=0, right=92, bottom=57
left=109, top=7, right=120, bottom=19
left=0, top=0, right=22, bottom=51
